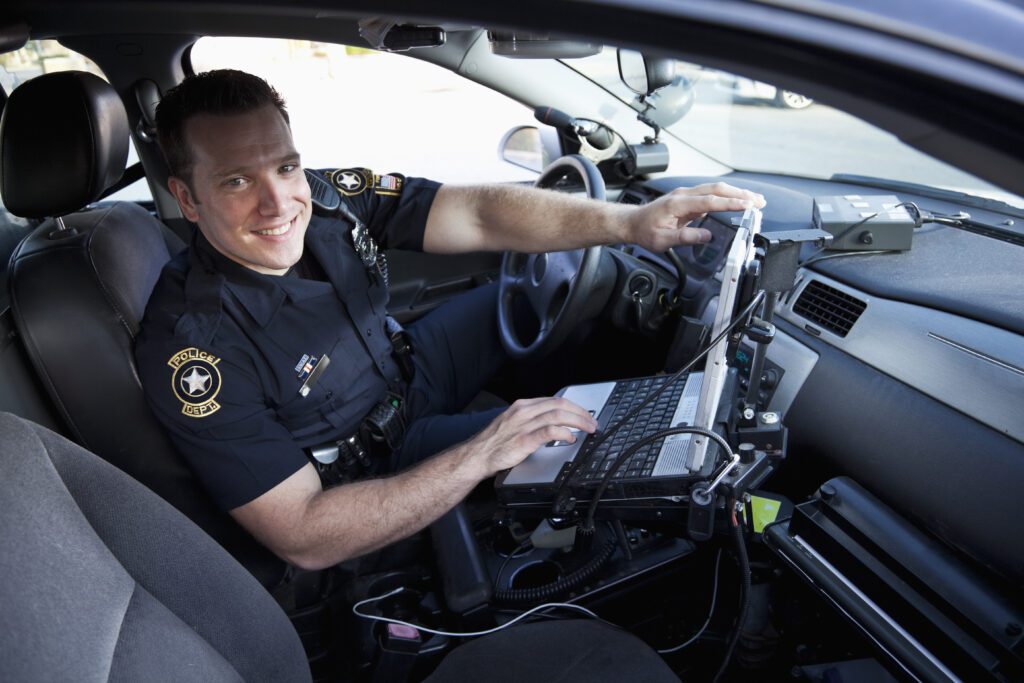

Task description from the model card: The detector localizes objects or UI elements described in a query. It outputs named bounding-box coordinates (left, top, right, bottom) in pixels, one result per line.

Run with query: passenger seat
left=0, top=411, right=681, bottom=682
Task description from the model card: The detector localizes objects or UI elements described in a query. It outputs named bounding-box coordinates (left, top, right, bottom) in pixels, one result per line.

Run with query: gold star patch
left=168, top=347, right=223, bottom=418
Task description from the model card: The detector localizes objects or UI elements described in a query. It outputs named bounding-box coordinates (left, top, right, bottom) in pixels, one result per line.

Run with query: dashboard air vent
left=792, top=280, right=866, bottom=337
left=618, top=191, right=645, bottom=205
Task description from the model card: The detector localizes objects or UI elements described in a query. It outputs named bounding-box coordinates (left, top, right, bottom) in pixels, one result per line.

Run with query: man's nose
left=258, top=179, right=289, bottom=215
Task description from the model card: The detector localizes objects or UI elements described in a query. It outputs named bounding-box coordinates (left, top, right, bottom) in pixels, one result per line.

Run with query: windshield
left=568, top=48, right=1024, bottom=210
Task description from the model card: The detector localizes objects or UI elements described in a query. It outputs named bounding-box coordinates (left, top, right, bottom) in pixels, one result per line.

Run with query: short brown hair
left=155, top=69, right=290, bottom=184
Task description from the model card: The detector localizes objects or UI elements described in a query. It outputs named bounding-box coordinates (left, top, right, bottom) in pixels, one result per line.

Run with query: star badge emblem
left=333, top=168, right=368, bottom=196
left=181, top=366, right=211, bottom=396
left=338, top=171, right=361, bottom=190
left=168, top=347, right=223, bottom=418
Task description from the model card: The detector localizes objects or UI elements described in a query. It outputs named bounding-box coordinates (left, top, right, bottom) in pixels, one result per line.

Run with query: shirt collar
left=190, top=229, right=326, bottom=328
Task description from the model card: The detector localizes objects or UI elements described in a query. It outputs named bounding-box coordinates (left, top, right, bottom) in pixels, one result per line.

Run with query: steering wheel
left=498, top=154, right=606, bottom=360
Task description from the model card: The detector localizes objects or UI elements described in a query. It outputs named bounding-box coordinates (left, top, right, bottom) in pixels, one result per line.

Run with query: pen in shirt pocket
left=296, top=354, right=331, bottom=397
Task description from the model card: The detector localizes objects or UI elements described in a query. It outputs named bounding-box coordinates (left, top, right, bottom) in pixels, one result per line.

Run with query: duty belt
left=307, top=391, right=407, bottom=487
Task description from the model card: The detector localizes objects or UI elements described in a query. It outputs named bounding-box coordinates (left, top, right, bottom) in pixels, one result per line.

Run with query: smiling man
left=136, top=69, right=763, bottom=570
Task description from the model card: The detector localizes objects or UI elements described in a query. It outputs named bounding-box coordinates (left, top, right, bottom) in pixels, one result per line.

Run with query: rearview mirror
left=617, top=49, right=675, bottom=96
left=488, top=32, right=601, bottom=59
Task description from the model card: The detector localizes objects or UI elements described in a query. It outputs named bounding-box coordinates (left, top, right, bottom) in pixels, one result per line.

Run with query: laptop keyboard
left=573, top=375, right=686, bottom=484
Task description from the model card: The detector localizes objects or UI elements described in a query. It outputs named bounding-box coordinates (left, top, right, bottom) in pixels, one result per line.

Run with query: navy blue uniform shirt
left=136, top=168, right=440, bottom=510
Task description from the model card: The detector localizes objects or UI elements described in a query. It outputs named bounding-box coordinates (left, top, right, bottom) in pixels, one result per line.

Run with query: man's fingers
left=670, top=193, right=756, bottom=216
left=504, top=397, right=597, bottom=429
left=480, top=401, right=600, bottom=472
left=533, top=407, right=599, bottom=434
left=669, top=226, right=713, bottom=246
left=673, top=182, right=766, bottom=207
left=534, top=423, right=580, bottom=445
left=628, top=182, right=766, bottom=252
left=493, top=401, right=598, bottom=454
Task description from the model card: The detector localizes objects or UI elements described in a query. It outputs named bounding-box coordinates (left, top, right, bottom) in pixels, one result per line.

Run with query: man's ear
left=167, top=176, right=201, bottom=223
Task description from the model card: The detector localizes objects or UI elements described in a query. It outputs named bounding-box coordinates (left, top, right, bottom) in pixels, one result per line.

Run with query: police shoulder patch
left=167, top=347, right=223, bottom=418
left=331, top=168, right=372, bottom=196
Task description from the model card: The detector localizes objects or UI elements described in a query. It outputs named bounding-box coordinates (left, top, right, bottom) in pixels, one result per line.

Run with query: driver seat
left=0, top=70, right=286, bottom=588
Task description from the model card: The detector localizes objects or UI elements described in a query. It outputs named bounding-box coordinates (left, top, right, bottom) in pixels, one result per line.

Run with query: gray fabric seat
left=0, top=412, right=311, bottom=682
left=0, top=411, right=681, bottom=682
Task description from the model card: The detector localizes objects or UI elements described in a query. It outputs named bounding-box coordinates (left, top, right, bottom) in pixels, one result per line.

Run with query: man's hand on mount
left=628, top=182, right=766, bottom=252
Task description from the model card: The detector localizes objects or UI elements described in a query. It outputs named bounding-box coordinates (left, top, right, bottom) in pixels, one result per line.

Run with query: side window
left=189, top=37, right=538, bottom=183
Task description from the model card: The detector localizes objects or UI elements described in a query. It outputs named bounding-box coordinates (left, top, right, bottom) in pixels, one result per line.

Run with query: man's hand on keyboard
left=465, top=397, right=598, bottom=477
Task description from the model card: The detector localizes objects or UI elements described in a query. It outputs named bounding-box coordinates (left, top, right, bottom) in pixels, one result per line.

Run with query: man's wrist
left=610, top=203, right=639, bottom=244
left=436, top=439, right=491, bottom=484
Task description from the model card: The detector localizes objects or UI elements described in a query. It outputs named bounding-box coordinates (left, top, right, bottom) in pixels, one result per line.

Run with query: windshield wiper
left=830, top=173, right=1024, bottom=220
left=898, top=204, right=1024, bottom=247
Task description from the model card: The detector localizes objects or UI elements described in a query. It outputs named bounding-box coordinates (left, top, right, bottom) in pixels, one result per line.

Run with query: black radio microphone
left=533, top=105, right=576, bottom=130
left=533, top=106, right=615, bottom=151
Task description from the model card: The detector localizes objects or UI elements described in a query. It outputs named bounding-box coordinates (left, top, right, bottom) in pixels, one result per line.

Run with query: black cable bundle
left=712, top=506, right=751, bottom=683
left=493, top=540, right=616, bottom=605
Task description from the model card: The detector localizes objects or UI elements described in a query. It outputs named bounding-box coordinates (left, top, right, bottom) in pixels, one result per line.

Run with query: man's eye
left=225, top=177, right=246, bottom=187
left=281, top=163, right=299, bottom=173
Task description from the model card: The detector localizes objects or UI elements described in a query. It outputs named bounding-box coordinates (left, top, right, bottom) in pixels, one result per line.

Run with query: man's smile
left=253, top=214, right=299, bottom=237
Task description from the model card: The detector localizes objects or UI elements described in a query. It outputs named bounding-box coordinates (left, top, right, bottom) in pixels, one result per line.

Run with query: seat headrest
left=0, top=71, right=129, bottom=219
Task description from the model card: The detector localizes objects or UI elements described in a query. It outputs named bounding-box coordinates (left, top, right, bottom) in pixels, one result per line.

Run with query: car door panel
left=386, top=249, right=500, bottom=323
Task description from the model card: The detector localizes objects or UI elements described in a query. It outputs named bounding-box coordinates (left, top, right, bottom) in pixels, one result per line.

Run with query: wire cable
left=800, top=249, right=894, bottom=267
left=352, top=587, right=599, bottom=638
left=553, top=290, right=766, bottom=509
left=493, top=538, right=533, bottom=593
left=664, top=248, right=688, bottom=303
left=583, top=426, right=734, bottom=529
left=657, top=548, right=724, bottom=654
left=712, top=504, right=751, bottom=683
left=800, top=211, right=879, bottom=265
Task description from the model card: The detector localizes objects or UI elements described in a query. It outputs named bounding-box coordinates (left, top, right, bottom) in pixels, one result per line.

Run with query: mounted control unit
left=813, top=194, right=915, bottom=251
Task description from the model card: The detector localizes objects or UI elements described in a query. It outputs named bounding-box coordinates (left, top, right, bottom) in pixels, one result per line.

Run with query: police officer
left=136, top=69, right=764, bottom=570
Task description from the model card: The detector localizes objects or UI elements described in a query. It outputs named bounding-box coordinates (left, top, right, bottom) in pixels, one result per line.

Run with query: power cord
left=712, top=501, right=751, bottom=683
left=800, top=249, right=893, bottom=268
left=657, top=548, right=724, bottom=654
left=493, top=538, right=533, bottom=593
left=800, top=211, right=879, bottom=266
left=583, top=426, right=734, bottom=529
left=352, top=587, right=599, bottom=638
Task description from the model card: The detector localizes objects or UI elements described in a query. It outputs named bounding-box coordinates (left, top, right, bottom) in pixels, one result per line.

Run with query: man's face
left=168, top=104, right=312, bottom=276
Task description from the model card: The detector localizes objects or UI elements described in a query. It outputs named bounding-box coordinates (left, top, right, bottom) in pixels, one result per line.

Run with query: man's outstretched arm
left=229, top=397, right=597, bottom=570
left=422, top=182, right=766, bottom=255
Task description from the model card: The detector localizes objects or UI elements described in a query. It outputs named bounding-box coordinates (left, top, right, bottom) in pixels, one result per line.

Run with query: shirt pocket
left=273, top=337, right=373, bottom=442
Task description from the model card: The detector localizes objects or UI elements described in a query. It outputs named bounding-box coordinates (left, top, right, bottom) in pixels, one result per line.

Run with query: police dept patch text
left=168, top=347, right=223, bottom=418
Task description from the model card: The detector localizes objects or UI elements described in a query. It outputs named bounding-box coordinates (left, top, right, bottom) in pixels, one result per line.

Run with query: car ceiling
left=3, top=0, right=1024, bottom=199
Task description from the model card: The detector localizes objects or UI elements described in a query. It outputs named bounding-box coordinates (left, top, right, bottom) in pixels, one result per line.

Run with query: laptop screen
left=684, top=207, right=762, bottom=471
left=498, top=208, right=763, bottom=489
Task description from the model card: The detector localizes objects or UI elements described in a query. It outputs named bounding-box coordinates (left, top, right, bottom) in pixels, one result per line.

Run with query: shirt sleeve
left=322, top=167, right=440, bottom=251
left=136, top=338, right=309, bottom=511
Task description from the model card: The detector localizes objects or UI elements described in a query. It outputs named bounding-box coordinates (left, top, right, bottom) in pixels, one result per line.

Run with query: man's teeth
left=255, top=224, right=289, bottom=236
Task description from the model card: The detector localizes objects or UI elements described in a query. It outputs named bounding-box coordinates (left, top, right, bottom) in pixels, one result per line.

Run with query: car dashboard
left=574, top=171, right=1024, bottom=680
left=614, top=172, right=1024, bottom=592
